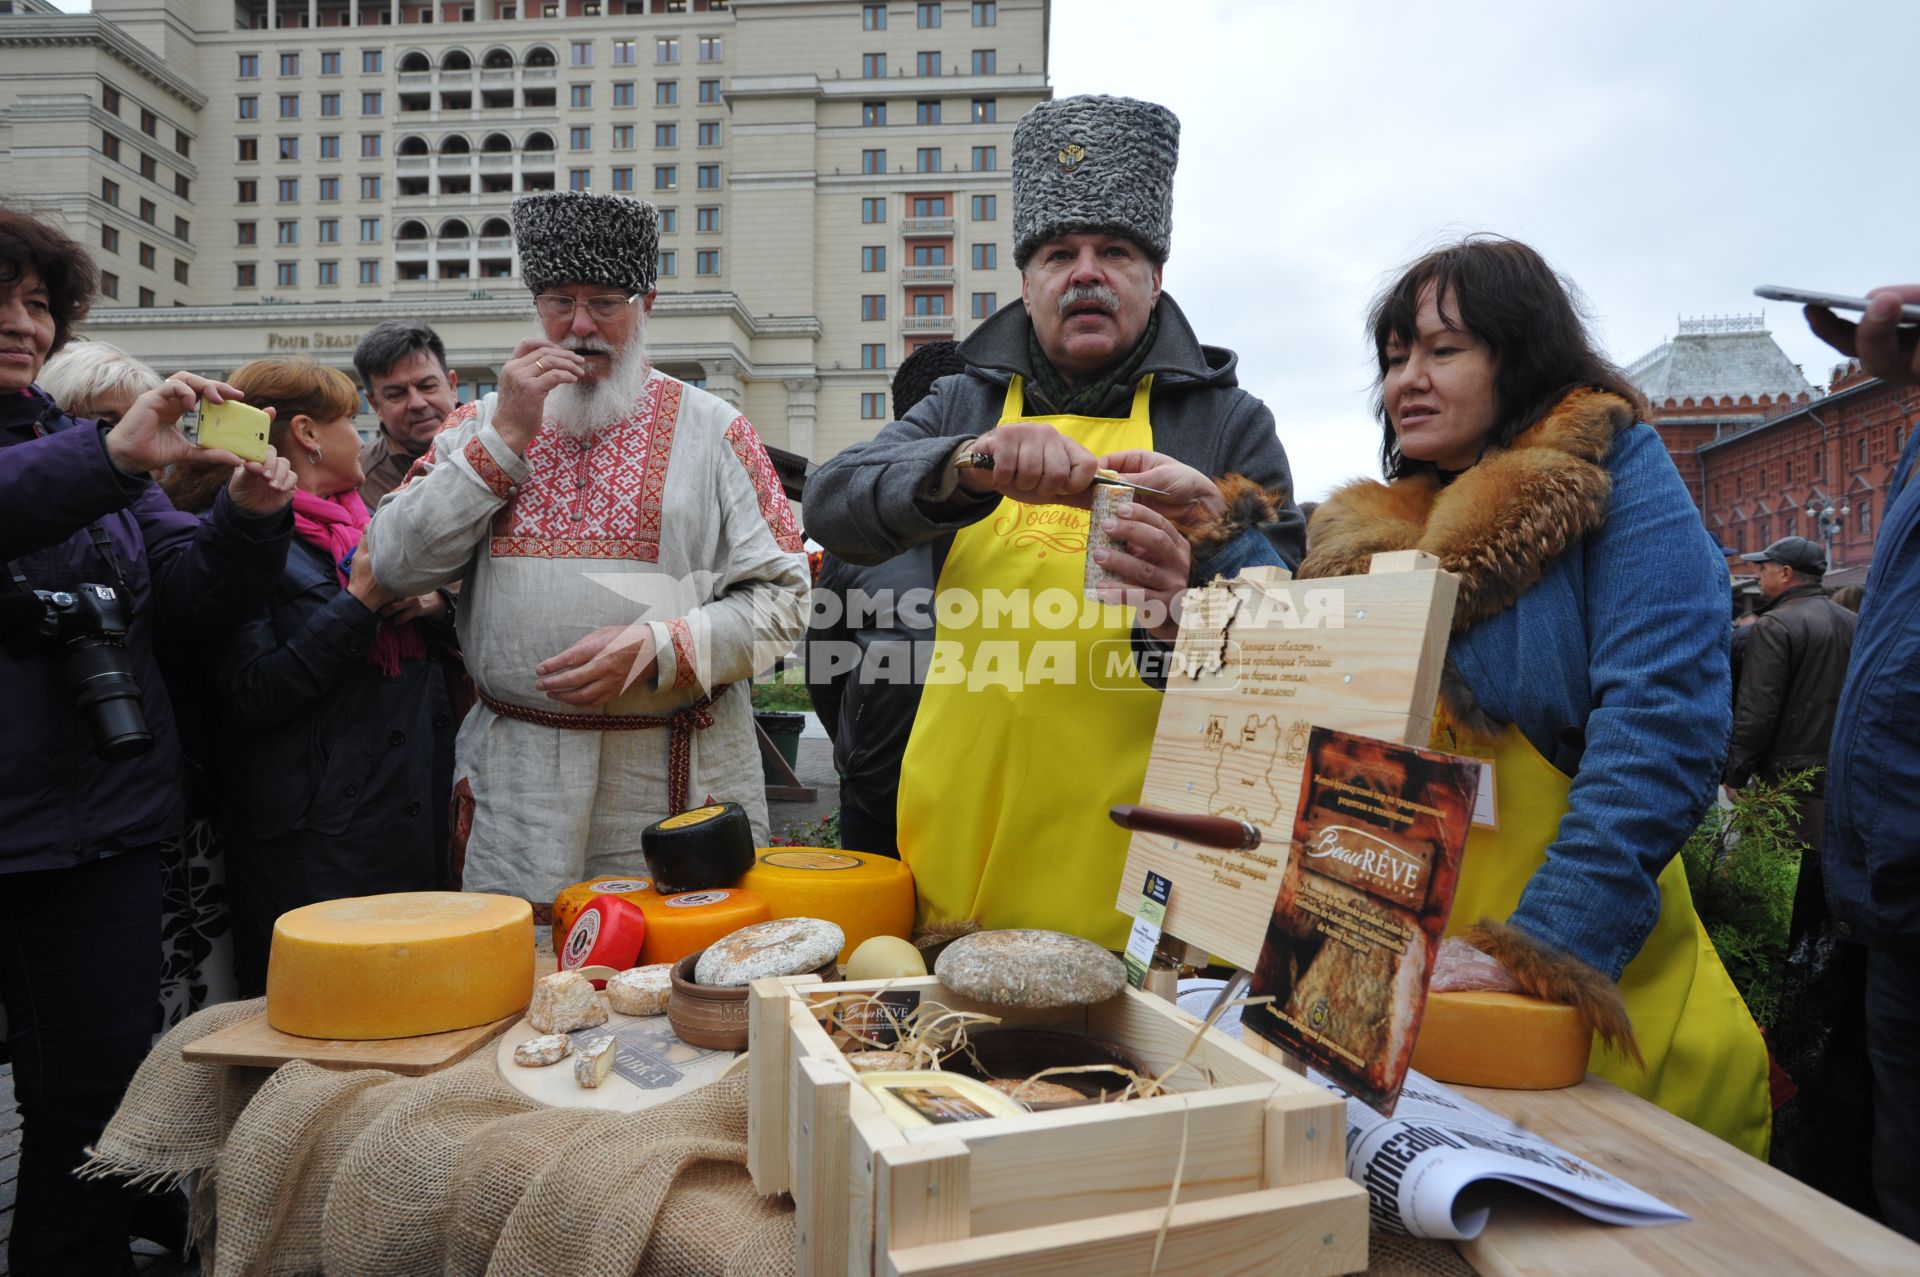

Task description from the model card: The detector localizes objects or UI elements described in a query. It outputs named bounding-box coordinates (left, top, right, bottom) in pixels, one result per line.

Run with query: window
left=239, top=53, right=260, bottom=78
left=237, top=96, right=259, bottom=120
left=973, top=0, right=997, bottom=22
left=863, top=4, right=887, bottom=31
left=1861, top=497, right=1873, bottom=537
left=861, top=245, right=886, bottom=271
left=138, top=242, right=156, bottom=268
left=236, top=263, right=257, bottom=289
left=659, top=208, right=679, bottom=233
left=569, top=168, right=591, bottom=191
left=698, top=79, right=721, bottom=104
left=972, top=49, right=996, bottom=74
left=103, top=85, right=121, bottom=114
left=361, top=91, right=383, bottom=115
left=278, top=136, right=299, bottom=160
left=237, top=220, right=258, bottom=245
left=697, top=35, right=723, bottom=62
left=318, top=260, right=338, bottom=286
left=917, top=51, right=940, bottom=76
left=697, top=121, right=720, bottom=146
left=277, top=177, right=299, bottom=202
left=174, top=259, right=190, bottom=285
left=360, top=216, right=381, bottom=242
left=916, top=146, right=941, bottom=172
left=359, top=260, right=381, bottom=285
left=656, top=122, right=677, bottom=147
left=972, top=97, right=995, bottom=123
left=611, top=166, right=634, bottom=192
left=139, top=108, right=157, bottom=137
left=279, top=51, right=299, bottom=76
left=320, top=92, right=341, bottom=117
left=861, top=392, right=886, bottom=419
left=861, top=196, right=887, bottom=223
left=362, top=49, right=382, bottom=73
left=656, top=80, right=679, bottom=106
left=911, top=293, right=946, bottom=315
left=971, top=242, right=996, bottom=269
left=570, top=126, right=592, bottom=150
left=361, top=133, right=382, bottom=157
left=696, top=206, right=720, bottom=232
left=319, top=218, right=339, bottom=243
left=570, top=40, right=593, bottom=66
left=913, top=243, right=948, bottom=265
left=861, top=148, right=886, bottom=174
left=613, top=81, right=635, bottom=107
left=319, top=177, right=340, bottom=200
left=570, top=84, right=592, bottom=108
left=102, top=132, right=120, bottom=162
left=102, top=177, right=120, bottom=206
left=971, top=291, right=997, bottom=317
left=174, top=129, right=190, bottom=158
left=237, top=136, right=258, bottom=162
left=1858, top=436, right=1869, bottom=465
left=970, top=193, right=996, bottom=220
left=100, top=225, right=120, bottom=253
left=917, top=2, right=941, bottom=27
left=136, top=198, right=155, bottom=225
left=276, top=219, right=298, bottom=245
left=276, top=262, right=298, bottom=287
left=174, top=216, right=190, bottom=241
left=658, top=249, right=677, bottom=276
left=613, top=38, right=636, bottom=65
left=861, top=294, right=885, bottom=321
left=137, top=286, right=154, bottom=308
left=970, top=145, right=996, bottom=171
left=320, top=134, right=341, bottom=159
left=656, top=37, right=679, bottom=63
left=917, top=99, right=940, bottom=125
left=360, top=174, right=382, bottom=199
left=696, top=248, right=719, bottom=275
left=863, top=101, right=886, bottom=127
left=613, top=124, right=636, bottom=149
left=321, top=50, right=341, bottom=75
left=862, top=53, right=885, bottom=79
left=279, top=94, right=299, bottom=119
left=100, top=271, right=120, bottom=300
left=139, top=152, right=157, bottom=180
left=654, top=164, right=678, bottom=190
left=697, top=163, right=720, bottom=188
left=910, top=194, right=947, bottom=216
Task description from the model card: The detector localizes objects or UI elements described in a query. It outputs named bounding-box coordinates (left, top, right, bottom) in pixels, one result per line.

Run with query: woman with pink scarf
left=212, top=358, right=457, bottom=995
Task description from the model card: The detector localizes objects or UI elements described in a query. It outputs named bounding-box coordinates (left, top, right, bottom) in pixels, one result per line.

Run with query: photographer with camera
left=0, top=209, right=294, bottom=1275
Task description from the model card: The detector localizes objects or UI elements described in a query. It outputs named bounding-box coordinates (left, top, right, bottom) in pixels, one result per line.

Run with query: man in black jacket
left=1724, top=535, right=1857, bottom=943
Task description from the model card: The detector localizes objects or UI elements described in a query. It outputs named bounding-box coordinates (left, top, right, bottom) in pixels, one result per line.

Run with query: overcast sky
left=52, top=0, right=1918, bottom=496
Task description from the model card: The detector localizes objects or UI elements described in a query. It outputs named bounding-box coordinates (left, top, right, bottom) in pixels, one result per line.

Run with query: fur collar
left=1298, top=388, right=1635, bottom=630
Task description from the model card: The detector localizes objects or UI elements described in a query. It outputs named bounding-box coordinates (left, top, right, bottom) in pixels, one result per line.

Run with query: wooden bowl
left=948, top=1029, right=1143, bottom=1109
left=667, top=949, right=836, bottom=1051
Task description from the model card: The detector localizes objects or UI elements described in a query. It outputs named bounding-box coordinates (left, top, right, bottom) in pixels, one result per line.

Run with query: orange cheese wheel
left=740, top=847, right=915, bottom=964
left=552, top=875, right=661, bottom=940
left=1410, top=991, right=1591, bottom=1090
left=635, top=888, right=772, bottom=966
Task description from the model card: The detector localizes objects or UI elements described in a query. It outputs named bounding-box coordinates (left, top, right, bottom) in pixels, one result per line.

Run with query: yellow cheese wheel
left=636, top=888, right=772, bottom=966
left=551, top=875, right=661, bottom=940
left=266, top=892, right=534, bottom=1040
left=1410, top=991, right=1591, bottom=1090
left=740, top=847, right=915, bottom=964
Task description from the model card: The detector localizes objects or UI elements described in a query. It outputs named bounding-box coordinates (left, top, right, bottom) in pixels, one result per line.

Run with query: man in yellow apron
left=803, top=94, right=1306, bottom=948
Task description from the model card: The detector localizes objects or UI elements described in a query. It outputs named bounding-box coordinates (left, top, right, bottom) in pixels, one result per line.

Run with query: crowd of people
left=1, top=86, right=1916, bottom=1274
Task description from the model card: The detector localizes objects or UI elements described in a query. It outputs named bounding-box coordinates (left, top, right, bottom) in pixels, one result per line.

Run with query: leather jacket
left=1725, top=582, right=1858, bottom=788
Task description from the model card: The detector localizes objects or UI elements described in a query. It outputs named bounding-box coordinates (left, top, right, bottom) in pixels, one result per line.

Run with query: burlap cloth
left=88, top=1001, right=1470, bottom=1276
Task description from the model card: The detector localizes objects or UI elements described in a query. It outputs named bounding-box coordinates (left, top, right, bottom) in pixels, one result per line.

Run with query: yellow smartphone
left=196, top=398, right=272, bottom=463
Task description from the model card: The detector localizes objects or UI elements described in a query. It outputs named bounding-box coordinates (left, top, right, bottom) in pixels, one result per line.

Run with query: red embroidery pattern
left=487, top=376, right=683, bottom=562
left=668, top=616, right=699, bottom=690
left=464, top=436, right=517, bottom=500
left=724, top=415, right=805, bottom=552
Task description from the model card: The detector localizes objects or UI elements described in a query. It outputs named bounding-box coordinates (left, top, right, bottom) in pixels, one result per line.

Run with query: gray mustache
left=1058, top=285, right=1120, bottom=317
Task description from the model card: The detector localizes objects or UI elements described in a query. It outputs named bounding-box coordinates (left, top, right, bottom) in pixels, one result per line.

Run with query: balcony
left=479, top=153, right=515, bottom=171
left=901, top=217, right=954, bottom=236
left=523, top=67, right=557, bottom=83
left=901, top=265, right=954, bottom=284
left=399, top=72, right=432, bottom=89
left=439, top=70, right=474, bottom=88
left=481, top=68, right=515, bottom=85
left=396, top=155, right=432, bottom=174
left=438, top=238, right=475, bottom=256
left=903, top=314, right=954, bottom=334
left=395, top=240, right=432, bottom=259
left=479, top=237, right=514, bottom=255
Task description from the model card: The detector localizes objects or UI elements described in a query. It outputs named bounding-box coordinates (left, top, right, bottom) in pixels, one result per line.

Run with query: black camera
left=14, top=583, right=153, bottom=760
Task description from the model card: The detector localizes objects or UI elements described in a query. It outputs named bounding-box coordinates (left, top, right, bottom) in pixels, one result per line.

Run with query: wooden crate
left=747, top=975, right=1368, bottom=1277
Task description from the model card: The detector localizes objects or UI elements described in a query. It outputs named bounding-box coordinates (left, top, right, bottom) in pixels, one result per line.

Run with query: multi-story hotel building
left=0, top=0, right=1050, bottom=463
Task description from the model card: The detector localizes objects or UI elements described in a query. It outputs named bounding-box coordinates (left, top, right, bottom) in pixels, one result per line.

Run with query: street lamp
left=1806, top=495, right=1851, bottom=570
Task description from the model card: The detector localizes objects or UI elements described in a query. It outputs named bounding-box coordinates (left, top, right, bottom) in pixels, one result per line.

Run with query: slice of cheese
left=552, top=876, right=660, bottom=940
left=1410, top=991, right=1591, bottom=1090
left=266, top=892, right=534, bottom=1041
left=740, top=848, right=915, bottom=964
left=635, top=888, right=772, bottom=966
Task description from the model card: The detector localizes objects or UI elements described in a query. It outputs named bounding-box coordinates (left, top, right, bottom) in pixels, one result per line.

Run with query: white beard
left=538, top=319, right=653, bottom=437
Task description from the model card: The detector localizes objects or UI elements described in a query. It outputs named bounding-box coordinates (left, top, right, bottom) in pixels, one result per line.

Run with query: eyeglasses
left=533, top=293, right=638, bottom=322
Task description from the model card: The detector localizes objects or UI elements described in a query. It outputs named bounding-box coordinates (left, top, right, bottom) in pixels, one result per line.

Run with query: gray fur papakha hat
left=1012, top=94, right=1179, bottom=268
left=511, top=190, right=660, bottom=296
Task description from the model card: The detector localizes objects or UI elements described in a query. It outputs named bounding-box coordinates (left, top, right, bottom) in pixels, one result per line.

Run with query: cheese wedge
left=266, top=892, right=534, bottom=1040
left=1410, top=991, right=1591, bottom=1090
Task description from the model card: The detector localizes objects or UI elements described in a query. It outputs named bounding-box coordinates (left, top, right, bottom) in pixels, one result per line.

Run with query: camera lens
left=61, top=637, right=153, bottom=760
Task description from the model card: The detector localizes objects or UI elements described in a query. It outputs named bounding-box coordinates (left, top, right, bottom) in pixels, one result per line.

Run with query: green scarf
left=1024, top=311, right=1160, bottom=417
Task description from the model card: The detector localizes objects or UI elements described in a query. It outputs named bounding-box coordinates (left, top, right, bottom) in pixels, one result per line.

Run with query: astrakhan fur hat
left=1011, top=94, right=1179, bottom=268
left=511, top=191, right=660, bottom=296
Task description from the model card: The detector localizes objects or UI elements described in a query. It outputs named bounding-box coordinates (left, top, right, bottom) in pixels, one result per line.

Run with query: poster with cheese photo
left=1243, top=726, right=1479, bottom=1115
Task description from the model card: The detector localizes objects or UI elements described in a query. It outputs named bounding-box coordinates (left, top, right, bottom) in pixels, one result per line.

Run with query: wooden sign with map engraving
left=1118, top=551, right=1459, bottom=971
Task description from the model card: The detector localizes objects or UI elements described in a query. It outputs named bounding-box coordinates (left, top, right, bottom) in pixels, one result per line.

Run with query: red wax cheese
left=635, top=888, right=772, bottom=966
left=551, top=876, right=661, bottom=939
left=558, top=895, right=649, bottom=986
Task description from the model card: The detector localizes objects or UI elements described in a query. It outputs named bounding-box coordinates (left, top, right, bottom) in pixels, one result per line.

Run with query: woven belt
left=479, top=686, right=728, bottom=814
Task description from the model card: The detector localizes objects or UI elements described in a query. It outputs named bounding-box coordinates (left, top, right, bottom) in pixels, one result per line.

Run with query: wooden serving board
left=182, top=1007, right=524, bottom=1076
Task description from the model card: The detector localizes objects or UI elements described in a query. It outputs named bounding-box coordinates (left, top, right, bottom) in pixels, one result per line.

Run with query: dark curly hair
left=0, top=206, right=97, bottom=355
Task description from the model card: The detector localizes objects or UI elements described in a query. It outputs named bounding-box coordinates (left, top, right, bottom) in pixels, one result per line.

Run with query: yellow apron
left=897, top=374, right=1160, bottom=950
left=1435, top=717, right=1773, bottom=1158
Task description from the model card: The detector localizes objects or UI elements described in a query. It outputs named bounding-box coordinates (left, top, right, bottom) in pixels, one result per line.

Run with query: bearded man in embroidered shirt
left=368, top=191, right=809, bottom=906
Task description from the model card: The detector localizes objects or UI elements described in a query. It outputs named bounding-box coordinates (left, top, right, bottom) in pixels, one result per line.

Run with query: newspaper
left=1179, top=979, right=1689, bottom=1240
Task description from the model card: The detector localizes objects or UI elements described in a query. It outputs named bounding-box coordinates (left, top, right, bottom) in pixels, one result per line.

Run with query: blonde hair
left=37, top=341, right=162, bottom=420
left=225, top=358, right=361, bottom=452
